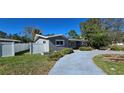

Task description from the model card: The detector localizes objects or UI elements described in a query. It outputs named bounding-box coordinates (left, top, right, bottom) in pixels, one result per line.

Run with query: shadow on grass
left=15, top=50, right=29, bottom=56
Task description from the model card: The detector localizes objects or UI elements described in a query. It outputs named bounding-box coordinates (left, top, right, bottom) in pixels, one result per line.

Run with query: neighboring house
left=116, top=43, right=124, bottom=46
left=34, top=34, right=85, bottom=52
left=0, top=38, right=21, bottom=57
left=0, top=38, right=29, bottom=57
left=0, top=38, right=21, bottom=44
left=111, top=42, right=124, bottom=46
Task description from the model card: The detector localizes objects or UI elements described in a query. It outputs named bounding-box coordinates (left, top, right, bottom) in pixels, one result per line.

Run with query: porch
left=68, top=39, right=83, bottom=49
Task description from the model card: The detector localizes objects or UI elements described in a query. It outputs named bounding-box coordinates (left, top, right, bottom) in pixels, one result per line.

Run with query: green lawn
left=93, top=54, right=124, bottom=75
left=0, top=54, right=55, bottom=75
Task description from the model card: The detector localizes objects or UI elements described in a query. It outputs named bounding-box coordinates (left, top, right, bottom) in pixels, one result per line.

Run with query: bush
left=79, top=47, right=93, bottom=51
left=49, top=48, right=74, bottom=61
left=49, top=51, right=63, bottom=61
left=110, top=45, right=124, bottom=51
left=60, top=48, right=74, bottom=56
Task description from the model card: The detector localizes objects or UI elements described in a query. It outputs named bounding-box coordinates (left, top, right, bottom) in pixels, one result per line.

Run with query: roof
left=34, top=34, right=66, bottom=41
left=47, top=34, right=65, bottom=38
left=34, top=34, right=87, bottom=42
left=68, top=39, right=84, bottom=41
left=0, top=38, right=21, bottom=42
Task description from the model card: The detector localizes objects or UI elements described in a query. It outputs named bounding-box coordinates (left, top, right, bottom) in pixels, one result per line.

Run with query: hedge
left=110, top=45, right=124, bottom=51
left=49, top=48, right=74, bottom=61
left=79, top=47, right=93, bottom=51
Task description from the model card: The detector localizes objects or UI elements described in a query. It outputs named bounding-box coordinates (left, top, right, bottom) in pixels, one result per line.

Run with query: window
left=43, top=41, right=46, bottom=44
left=55, top=40, right=64, bottom=46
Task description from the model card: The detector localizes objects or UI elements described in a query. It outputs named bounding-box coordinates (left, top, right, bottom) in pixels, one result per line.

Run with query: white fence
left=15, top=43, right=29, bottom=53
left=0, top=42, right=50, bottom=57
left=0, top=42, right=30, bottom=57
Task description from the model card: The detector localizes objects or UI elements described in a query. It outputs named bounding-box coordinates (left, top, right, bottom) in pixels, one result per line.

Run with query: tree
left=0, top=30, right=32, bottom=43
left=0, top=31, right=7, bottom=38
left=100, top=18, right=124, bottom=31
left=24, top=26, right=42, bottom=41
left=101, top=18, right=124, bottom=44
left=9, top=33, right=21, bottom=40
left=8, top=33, right=32, bottom=43
left=68, top=30, right=80, bottom=39
left=80, top=18, right=110, bottom=48
left=80, top=18, right=102, bottom=39
left=21, top=35, right=32, bottom=43
left=80, top=18, right=124, bottom=48
left=89, top=31, right=110, bottom=48
left=108, top=31, right=124, bottom=43
left=32, top=29, right=41, bottom=39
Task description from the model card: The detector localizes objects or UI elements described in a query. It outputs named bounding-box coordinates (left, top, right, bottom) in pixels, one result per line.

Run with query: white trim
left=55, top=39, right=65, bottom=47
left=35, top=34, right=65, bottom=39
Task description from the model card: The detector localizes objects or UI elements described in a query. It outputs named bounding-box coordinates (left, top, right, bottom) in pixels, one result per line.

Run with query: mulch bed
left=109, top=58, right=124, bottom=62
left=103, top=54, right=124, bottom=62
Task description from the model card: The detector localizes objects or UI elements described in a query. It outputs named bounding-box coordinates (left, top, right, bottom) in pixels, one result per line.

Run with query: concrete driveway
left=48, top=50, right=124, bottom=75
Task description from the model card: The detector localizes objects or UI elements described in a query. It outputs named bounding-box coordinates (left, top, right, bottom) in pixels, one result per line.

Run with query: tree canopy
left=80, top=18, right=124, bottom=49
left=24, top=26, right=42, bottom=41
left=68, top=30, right=80, bottom=39
left=0, top=31, right=7, bottom=38
left=0, top=26, right=42, bottom=43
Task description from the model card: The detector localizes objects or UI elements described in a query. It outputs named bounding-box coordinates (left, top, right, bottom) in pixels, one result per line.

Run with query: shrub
left=49, top=48, right=74, bottom=61
left=110, top=45, right=124, bottom=51
left=79, top=47, right=93, bottom=51
left=60, top=48, right=73, bottom=56
left=49, top=51, right=63, bottom=61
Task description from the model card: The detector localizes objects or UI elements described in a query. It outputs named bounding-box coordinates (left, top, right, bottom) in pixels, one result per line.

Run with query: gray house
left=34, top=34, right=84, bottom=52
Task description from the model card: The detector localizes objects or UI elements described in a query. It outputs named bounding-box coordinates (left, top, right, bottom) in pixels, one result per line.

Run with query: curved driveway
left=49, top=50, right=124, bottom=75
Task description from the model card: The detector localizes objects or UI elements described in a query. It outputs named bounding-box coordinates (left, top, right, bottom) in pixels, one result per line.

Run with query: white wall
left=30, top=38, right=50, bottom=54
left=30, top=43, right=44, bottom=54
left=35, top=38, right=49, bottom=52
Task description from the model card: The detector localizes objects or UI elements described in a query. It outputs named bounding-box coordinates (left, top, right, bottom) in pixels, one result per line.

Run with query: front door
left=76, top=41, right=82, bottom=48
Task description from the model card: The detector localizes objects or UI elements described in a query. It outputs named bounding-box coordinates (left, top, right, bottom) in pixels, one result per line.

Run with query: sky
left=0, top=18, right=87, bottom=35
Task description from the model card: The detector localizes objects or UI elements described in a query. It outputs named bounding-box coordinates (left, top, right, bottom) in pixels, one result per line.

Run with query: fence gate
left=30, top=43, right=46, bottom=55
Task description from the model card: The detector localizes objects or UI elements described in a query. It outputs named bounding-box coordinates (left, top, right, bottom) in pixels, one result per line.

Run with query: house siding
left=48, top=36, right=68, bottom=47
left=48, top=36, right=69, bottom=51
